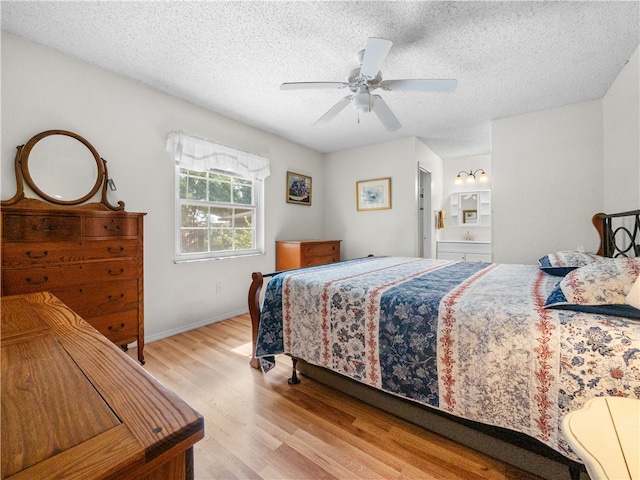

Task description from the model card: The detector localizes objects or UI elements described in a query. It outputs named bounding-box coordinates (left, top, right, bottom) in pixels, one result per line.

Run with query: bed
left=248, top=210, right=640, bottom=480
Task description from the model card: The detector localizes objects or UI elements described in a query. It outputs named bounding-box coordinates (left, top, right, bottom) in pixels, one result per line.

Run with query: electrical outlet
left=216, top=282, right=222, bottom=293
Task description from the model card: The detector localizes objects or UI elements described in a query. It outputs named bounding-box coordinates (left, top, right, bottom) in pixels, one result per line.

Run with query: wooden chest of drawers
left=1, top=205, right=146, bottom=363
left=276, top=240, right=341, bottom=271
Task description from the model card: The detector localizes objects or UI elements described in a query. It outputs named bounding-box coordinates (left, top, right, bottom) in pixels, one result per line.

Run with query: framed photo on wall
left=286, top=171, right=312, bottom=205
left=356, top=177, right=391, bottom=211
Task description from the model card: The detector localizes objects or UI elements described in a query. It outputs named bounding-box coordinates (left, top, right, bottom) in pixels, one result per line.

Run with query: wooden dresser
left=1, top=292, right=203, bottom=480
left=276, top=240, right=341, bottom=271
left=1, top=129, right=146, bottom=363
left=1, top=201, right=146, bottom=363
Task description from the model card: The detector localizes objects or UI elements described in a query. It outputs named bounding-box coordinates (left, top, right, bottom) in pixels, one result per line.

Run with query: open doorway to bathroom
left=418, top=166, right=431, bottom=258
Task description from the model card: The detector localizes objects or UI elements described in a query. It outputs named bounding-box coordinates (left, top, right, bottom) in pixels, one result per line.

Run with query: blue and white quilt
left=255, top=257, right=640, bottom=460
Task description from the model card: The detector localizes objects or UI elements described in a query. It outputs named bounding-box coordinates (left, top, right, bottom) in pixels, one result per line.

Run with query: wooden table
left=561, top=396, right=639, bottom=480
left=1, top=292, right=204, bottom=480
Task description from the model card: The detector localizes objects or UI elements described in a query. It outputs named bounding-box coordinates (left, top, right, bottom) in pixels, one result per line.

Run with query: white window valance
left=166, top=130, right=270, bottom=180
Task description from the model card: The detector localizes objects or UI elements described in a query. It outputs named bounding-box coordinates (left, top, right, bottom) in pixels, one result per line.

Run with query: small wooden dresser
left=1, top=292, right=203, bottom=480
left=276, top=240, right=341, bottom=271
left=1, top=129, right=146, bottom=363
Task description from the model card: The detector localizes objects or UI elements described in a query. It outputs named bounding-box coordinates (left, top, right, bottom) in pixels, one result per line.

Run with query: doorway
left=418, top=166, right=432, bottom=258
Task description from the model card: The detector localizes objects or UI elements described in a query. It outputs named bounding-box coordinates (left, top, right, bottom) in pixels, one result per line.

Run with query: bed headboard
left=593, top=209, right=640, bottom=258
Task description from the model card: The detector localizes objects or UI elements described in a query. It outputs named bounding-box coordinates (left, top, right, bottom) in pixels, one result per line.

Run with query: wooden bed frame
left=247, top=210, right=640, bottom=480
left=593, top=209, right=640, bottom=257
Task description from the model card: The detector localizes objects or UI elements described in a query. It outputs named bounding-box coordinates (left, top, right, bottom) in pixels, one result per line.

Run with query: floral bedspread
left=255, top=257, right=640, bottom=460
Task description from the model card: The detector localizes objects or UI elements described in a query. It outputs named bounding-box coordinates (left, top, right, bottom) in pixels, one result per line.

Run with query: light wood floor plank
left=130, top=314, right=550, bottom=480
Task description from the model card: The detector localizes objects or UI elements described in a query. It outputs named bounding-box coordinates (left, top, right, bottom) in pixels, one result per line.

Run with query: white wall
left=323, top=137, right=443, bottom=260
left=1, top=32, right=325, bottom=341
left=492, top=45, right=640, bottom=265
left=603, top=46, right=640, bottom=213
left=491, top=101, right=604, bottom=264
left=439, top=154, right=492, bottom=242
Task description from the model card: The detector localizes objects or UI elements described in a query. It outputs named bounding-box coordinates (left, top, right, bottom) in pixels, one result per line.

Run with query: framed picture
left=463, top=209, right=478, bottom=224
left=356, top=177, right=391, bottom=211
left=286, top=171, right=312, bottom=205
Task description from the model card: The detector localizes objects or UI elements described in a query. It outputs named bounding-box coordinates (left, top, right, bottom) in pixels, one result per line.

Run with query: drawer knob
left=108, top=268, right=124, bottom=276
left=104, top=225, right=121, bottom=232
left=26, top=276, right=48, bottom=285
left=107, top=246, right=125, bottom=254
left=108, top=293, right=125, bottom=301
left=108, top=323, right=125, bottom=332
left=26, top=250, right=49, bottom=259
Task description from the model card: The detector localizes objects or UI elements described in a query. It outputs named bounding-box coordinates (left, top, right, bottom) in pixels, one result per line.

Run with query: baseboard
left=144, top=307, right=249, bottom=344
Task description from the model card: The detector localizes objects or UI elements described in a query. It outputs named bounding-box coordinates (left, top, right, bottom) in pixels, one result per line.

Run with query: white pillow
left=544, top=257, right=640, bottom=319
left=627, top=274, right=640, bottom=309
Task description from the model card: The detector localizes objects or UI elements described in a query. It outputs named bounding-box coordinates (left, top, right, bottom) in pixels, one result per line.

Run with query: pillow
left=544, top=257, right=640, bottom=319
left=628, top=274, right=640, bottom=309
left=538, top=251, right=603, bottom=276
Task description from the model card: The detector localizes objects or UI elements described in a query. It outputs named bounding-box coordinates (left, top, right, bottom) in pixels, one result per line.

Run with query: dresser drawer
left=81, top=239, right=141, bottom=259
left=3, top=260, right=139, bottom=294
left=437, top=242, right=491, bottom=255
left=3, top=239, right=140, bottom=268
left=86, top=309, right=139, bottom=345
left=303, top=242, right=340, bottom=258
left=437, top=242, right=492, bottom=263
left=465, top=253, right=492, bottom=263
left=303, top=255, right=339, bottom=267
left=83, top=216, right=139, bottom=237
left=50, top=279, right=139, bottom=317
left=3, top=214, right=80, bottom=242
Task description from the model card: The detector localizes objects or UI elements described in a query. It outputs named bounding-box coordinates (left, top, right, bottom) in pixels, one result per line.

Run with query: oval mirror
left=20, top=130, right=104, bottom=205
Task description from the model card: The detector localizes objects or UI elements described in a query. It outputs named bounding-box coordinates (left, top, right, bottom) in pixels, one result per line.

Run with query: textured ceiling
left=2, top=1, right=638, bottom=159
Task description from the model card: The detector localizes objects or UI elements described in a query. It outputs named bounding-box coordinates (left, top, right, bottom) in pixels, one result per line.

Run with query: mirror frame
left=3, top=129, right=123, bottom=211
left=20, top=130, right=105, bottom=205
left=450, top=190, right=491, bottom=227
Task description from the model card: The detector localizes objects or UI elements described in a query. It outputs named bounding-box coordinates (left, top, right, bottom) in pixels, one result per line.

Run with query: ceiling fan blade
left=380, top=79, right=458, bottom=92
left=372, top=95, right=401, bottom=131
left=313, top=96, right=352, bottom=126
left=281, top=82, right=349, bottom=90
left=360, top=37, right=393, bottom=78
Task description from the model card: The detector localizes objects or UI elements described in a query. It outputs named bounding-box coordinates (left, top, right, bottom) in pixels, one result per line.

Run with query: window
left=167, top=131, right=270, bottom=261
left=177, top=168, right=262, bottom=259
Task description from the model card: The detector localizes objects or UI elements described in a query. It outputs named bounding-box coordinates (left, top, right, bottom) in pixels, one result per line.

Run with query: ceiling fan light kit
left=352, top=87, right=372, bottom=113
left=281, top=37, right=457, bottom=131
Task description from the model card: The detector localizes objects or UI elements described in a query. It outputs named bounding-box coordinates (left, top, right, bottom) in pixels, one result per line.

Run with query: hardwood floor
left=127, top=313, right=545, bottom=480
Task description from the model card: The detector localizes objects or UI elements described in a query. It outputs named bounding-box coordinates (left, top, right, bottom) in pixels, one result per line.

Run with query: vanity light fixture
left=455, top=169, right=488, bottom=184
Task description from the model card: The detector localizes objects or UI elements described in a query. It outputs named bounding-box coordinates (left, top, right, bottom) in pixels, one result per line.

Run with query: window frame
left=174, top=166, right=264, bottom=261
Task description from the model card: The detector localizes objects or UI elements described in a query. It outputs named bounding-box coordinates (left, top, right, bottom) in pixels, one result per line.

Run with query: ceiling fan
left=280, top=37, right=457, bottom=132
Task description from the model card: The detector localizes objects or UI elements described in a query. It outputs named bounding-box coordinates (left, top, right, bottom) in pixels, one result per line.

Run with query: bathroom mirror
left=19, top=130, right=105, bottom=205
left=459, top=193, right=478, bottom=225
left=450, top=190, right=491, bottom=227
